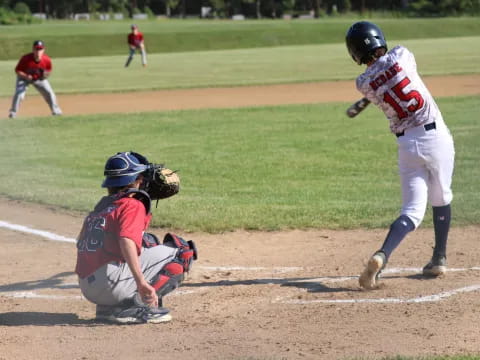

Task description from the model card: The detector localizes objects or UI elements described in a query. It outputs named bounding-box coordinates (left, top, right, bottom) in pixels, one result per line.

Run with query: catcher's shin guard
left=163, top=233, right=197, bottom=272
left=151, top=261, right=185, bottom=299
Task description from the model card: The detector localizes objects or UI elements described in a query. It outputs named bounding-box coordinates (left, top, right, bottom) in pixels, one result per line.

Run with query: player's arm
left=42, top=58, right=52, bottom=78
left=346, top=97, right=371, bottom=118
left=15, top=58, right=33, bottom=81
left=118, top=236, right=158, bottom=307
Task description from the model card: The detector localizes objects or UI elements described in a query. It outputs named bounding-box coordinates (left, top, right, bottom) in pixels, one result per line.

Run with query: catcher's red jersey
left=128, top=32, right=144, bottom=47
left=75, top=196, right=152, bottom=278
left=15, top=53, right=52, bottom=74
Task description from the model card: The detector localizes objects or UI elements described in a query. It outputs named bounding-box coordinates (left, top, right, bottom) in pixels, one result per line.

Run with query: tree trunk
left=313, top=0, right=321, bottom=17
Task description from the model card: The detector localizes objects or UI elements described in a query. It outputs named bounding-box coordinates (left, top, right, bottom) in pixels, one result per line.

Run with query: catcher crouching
left=75, top=151, right=197, bottom=324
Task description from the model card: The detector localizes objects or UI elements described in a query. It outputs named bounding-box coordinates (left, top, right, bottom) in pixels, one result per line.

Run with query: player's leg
left=423, top=127, right=455, bottom=276
left=86, top=246, right=178, bottom=324
left=33, top=80, right=62, bottom=115
left=359, top=142, right=427, bottom=289
left=9, top=77, right=28, bottom=118
left=140, top=44, right=147, bottom=67
left=125, top=47, right=136, bottom=67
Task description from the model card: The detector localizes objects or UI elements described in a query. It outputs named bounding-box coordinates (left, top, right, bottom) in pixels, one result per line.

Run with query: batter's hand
left=346, top=97, right=371, bottom=118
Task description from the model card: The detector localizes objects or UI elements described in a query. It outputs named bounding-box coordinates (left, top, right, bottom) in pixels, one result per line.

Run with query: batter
left=345, top=21, right=455, bottom=289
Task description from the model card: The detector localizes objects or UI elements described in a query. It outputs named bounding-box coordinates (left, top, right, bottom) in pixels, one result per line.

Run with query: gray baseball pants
left=78, top=245, right=178, bottom=306
left=10, top=76, right=62, bottom=116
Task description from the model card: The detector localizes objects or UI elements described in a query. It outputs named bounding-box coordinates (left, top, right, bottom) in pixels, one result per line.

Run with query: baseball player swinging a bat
left=345, top=21, right=455, bottom=289
left=125, top=24, right=147, bottom=68
left=8, top=40, right=62, bottom=118
left=75, top=151, right=197, bottom=324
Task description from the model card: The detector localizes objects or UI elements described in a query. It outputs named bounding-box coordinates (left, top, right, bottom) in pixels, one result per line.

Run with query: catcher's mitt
left=144, top=165, right=180, bottom=200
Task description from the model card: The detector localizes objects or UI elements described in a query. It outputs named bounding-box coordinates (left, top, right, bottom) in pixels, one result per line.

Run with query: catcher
left=8, top=40, right=62, bottom=118
left=75, top=151, right=197, bottom=324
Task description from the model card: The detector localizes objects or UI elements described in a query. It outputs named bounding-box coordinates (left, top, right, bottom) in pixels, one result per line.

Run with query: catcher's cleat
left=8, top=111, right=16, bottom=119
left=96, top=304, right=172, bottom=324
left=423, top=254, right=446, bottom=277
left=359, top=251, right=386, bottom=290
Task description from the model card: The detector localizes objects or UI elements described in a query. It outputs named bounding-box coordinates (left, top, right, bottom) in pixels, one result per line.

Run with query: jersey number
left=77, top=216, right=106, bottom=252
left=383, top=77, right=424, bottom=119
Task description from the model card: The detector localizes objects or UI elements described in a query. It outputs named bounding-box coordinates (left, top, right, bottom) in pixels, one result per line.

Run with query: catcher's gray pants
left=125, top=46, right=147, bottom=67
left=10, top=76, right=62, bottom=116
left=78, top=245, right=178, bottom=306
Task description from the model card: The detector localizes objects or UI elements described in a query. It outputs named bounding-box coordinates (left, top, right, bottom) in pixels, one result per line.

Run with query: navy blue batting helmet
left=346, top=21, right=387, bottom=65
left=102, top=152, right=149, bottom=188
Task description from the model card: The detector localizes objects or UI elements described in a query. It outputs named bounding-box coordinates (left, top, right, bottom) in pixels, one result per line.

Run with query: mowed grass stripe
left=0, top=36, right=478, bottom=96
left=1, top=17, right=480, bottom=60
left=1, top=96, right=478, bottom=232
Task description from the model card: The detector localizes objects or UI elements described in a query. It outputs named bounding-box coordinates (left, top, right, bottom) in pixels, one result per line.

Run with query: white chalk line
left=279, top=284, right=480, bottom=304
left=0, top=220, right=76, bottom=243
left=2, top=219, right=480, bottom=304
left=1, top=288, right=199, bottom=301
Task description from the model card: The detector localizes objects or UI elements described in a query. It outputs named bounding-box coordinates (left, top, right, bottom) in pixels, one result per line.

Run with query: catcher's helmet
left=346, top=21, right=387, bottom=65
left=102, top=152, right=149, bottom=188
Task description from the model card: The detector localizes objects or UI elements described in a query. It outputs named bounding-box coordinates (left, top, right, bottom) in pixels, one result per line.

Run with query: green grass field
left=0, top=36, right=478, bottom=96
left=1, top=96, right=478, bottom=232
left=1, top=18, right=479, bottom=233
left=1, top=18, right=480, bottom=60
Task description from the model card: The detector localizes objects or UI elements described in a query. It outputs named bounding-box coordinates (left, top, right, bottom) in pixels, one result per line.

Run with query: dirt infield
left=1, top=74, right=480, bottom=118
left=1, top=198, right=480, bottom=359
left=1, top=77, right=480, bottom=360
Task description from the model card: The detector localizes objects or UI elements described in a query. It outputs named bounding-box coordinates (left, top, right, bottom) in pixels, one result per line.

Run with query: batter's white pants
left=397, top=120, right=455, bottom=228
left=78, top=245, right=178, bottom=306
left=10, top=77, right=62, bottom=115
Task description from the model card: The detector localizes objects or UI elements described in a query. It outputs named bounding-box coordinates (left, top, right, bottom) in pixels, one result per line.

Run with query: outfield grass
left=1, top=96, right=478, bottom=232
left=0, top=36, right=478, bottom=96
left=0, top=18, right=480, bottom=60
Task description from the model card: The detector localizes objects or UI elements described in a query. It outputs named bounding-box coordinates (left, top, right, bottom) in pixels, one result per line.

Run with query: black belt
left=396, top=122, right=436, bottom=138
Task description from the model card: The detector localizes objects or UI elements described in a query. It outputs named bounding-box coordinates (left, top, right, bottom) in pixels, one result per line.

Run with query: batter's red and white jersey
left=75, top=195, right=152, bottom=279
left=15, top=52, right=52, bottom=75
left=356, top=45, right=443, bottom=134
left=128, top=32, right=144, bottom=47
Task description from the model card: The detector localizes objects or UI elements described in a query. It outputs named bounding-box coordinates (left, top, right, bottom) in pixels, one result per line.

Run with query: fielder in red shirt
left=125, top=24, right=147, bottom=67
left=9, top=40, right=62, bottom=118
left=75, top=151, right=196, bottom=324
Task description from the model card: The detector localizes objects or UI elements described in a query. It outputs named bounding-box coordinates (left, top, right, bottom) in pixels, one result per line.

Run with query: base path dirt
left=1, top=74, right=480, bottom=118
left=1, top=198, right=480, bottom=359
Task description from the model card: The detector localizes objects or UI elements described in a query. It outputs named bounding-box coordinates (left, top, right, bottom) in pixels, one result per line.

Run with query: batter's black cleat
left=95, top=304, right=172, bottom=324
left=359, top=251, right=386, bottom=290
left=423, top=254, right=447, bottom=277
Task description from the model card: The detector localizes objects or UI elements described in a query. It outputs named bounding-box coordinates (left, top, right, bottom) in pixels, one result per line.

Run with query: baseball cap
left=131, top=24, right=138, bottom=29
left=102, top=152, right=149, bottom=188
left=33, top=40, right=45, bottom=50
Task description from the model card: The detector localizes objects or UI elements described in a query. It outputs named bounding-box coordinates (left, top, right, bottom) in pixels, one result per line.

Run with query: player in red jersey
left=75, top=152, right=196, bottom=324
left=125, top=24, right=147, bottom=67
left=8, top=40, right=62, bottom=118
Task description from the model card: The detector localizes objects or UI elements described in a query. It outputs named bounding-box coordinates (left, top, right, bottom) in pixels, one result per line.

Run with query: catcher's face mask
left=102, top=152, right=149, bottom=188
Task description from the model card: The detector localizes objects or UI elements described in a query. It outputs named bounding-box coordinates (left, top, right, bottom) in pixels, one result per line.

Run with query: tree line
left=0, top=0, right=479, bottom=23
